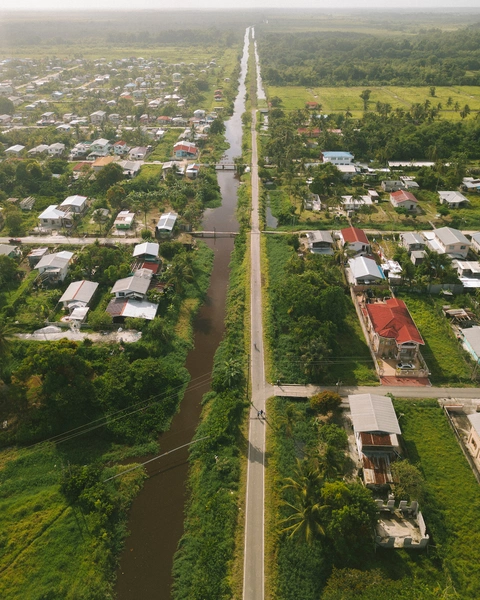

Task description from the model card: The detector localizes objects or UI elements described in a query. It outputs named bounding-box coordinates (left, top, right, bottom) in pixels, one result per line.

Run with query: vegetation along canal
left=115, top=27, right=250, bottom=600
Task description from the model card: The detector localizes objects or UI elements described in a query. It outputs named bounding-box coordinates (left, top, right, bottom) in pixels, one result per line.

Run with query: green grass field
left=399, top=293, right=473, bottom=384
left=267, top=85, right=480, bottom=120
left=394, top=400, right=480, bottom=598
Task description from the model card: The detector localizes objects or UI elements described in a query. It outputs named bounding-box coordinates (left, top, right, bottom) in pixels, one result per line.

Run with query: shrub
left=310, top=391, right=342, bottom=415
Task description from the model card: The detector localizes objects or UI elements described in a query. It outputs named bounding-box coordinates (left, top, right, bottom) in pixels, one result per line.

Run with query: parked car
left=397, top=362, right=414, bottom=370
left=9, top=238, right=22, bottom=244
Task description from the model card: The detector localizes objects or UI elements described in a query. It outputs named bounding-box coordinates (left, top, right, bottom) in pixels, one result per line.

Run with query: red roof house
left=365, top=298, right=424, bottom=361
left=340, top=226, right=370, bottom=255
left=390, top=190, right=418, bottom=210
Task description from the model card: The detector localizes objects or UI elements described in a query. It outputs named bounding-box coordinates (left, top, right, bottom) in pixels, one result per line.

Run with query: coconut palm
left=280, top=459, right=326, bottom=544
left=0, top=320, right=15, bottom=360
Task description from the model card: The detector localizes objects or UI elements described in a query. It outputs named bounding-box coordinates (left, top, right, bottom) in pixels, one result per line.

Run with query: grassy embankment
left=265, top=396, right=480, bottom=599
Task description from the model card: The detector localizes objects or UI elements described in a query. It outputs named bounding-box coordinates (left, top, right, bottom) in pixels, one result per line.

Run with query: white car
left=397, top=362, right=414, bottom=370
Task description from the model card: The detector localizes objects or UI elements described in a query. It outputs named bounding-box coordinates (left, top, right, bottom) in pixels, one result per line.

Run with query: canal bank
left=115, top=27, right=251, bottom=600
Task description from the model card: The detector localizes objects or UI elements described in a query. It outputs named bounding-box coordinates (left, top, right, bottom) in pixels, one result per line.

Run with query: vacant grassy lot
left=399, top=293, right=472, bottom=384
left=394, top=400, right=480, bottom=599
left=267, top=85, right=480, bottom=120
left=0, top=442, right=146, bottom=600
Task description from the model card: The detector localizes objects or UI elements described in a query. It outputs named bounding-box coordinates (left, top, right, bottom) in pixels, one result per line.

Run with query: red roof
left=297, top=127, right=321, bottom=137
left=366, top=298, right=424, bottom=345
left=391, top=190, right=417, bottom=203
left=341, top=226, right=369, bottom=245
left=141, top=261, right=160, bottom=274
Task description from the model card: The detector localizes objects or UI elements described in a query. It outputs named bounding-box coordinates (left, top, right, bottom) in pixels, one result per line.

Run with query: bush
left=310, top=391, right=342, bottom=415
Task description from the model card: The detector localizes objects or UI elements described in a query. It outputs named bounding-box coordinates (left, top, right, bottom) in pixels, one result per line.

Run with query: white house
left=90, top=110, right=106, bottom=125
left=59, top=280, right=98, bottom=312
left=60, top=195, right=87, bottom=214
left=305, top=230, right=335, bottom=255
left=321, top=151, right=354, bottom=165
left=471, top=232, right=480, bottom=254
left=390, top=190, right=418, bottom=211
left=156, top=212, right=178, bottom=237
left=35, top=251, right=74, bottom=282
left=38, top=205, right=71, bottom=228
left=111, top=274, right=151, bottom=300
left=339, top=226, right=371, bottom=256
left=438, top=191, right=469, bottom=208
left=425, top=227, right=470, bottom=259
left=89, top=138, right=111, bottom=156
left=348, top=256, right=385, bottom=285
left=48, top=142, right=66, bottom=156
left=5, top=144, right=25, bottom=157
left=400, top=232, right=426, bottom=253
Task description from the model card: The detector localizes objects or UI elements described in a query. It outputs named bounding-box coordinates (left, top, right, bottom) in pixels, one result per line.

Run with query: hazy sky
left=2, top=0, right=480, bottom=10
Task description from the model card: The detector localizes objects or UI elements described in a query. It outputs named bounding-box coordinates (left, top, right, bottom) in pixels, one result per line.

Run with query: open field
left=394, top=399, right=480, bottom=599
left=267, top=85, right=480, bottom=119
left=399, top=293, right=473, bottom=384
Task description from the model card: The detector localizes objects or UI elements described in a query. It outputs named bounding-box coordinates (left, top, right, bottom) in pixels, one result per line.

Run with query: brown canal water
left=115, top=27, right=250, bottom=600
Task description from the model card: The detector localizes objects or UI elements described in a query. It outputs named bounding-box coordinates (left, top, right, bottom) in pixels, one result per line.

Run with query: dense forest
left=258, top=25, right=480, bottom=86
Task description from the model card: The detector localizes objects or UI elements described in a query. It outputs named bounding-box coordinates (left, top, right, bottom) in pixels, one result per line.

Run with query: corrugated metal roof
left=133, top=242, right=159, bottom=258
left=156, top=212, right=178, bottom=231
left=349, top=393, right=402, bottom=434
left=468, top=412, right=480, bottom=437
left=60, top=280, right=98, bottom=304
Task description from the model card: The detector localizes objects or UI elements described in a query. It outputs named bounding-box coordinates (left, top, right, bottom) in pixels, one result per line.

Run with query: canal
left=115, top=27, right=250, bottom=600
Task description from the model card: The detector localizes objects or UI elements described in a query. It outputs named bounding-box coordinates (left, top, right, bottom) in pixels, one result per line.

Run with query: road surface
left=0, top=236, right=141, bottom=245
left=273, top=384, right=480, bottom=399
left=243, top=106, right=270, bottom=600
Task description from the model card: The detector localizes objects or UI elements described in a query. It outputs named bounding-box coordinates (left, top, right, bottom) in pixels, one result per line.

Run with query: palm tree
left=280, top=459, right=326, bottom=544
left=0, top=320, right=15, bottom=360
left=165, top=254, right=194, bottom=295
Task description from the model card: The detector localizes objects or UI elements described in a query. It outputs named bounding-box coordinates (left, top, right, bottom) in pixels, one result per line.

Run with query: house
left=108, top=113, right=121, bottom=125
left=92, top=156, right=115, bottom=172
left=339, top=227, right=371, bottom=256
left=380, top=260, right=403, bottom=284
left=462, top=177, right=480, bottom=193
left=47, top=142, right=65, bottom=156
left=37, top=111, right=56, bottom=126
left=117, top=160, right=142, bottom=178
left=400, top=232, right=426, bottom=253
left=5, top=144, right=25, bottom=157
left=114, top=210, right=135, bottom=229
left=411, top=250, right=427, bottom=266
left=28, top=144, right=50, bottom=156
left=471, top=232, right=480, bottom=254
left=367, top=189, right=380, bottom=202
left=106, top=297, right=158, bottom=321
left=348, top=256, right=385, bottom=285
left=341, top=195, right=373, bottom=212
left=27, top=247, right=49, bottom=267
left=400, top=176, right=420, bottom=191
left=438, top=191, right=469, bottom=208
left=60, top=195, right=87, bottom=214
left=193, top=109, right=206, bottom=118
left=113, top=140, right=130, bottom=156
left=425, top=227, right=470, bottom=259
left=90, top=110, right=106, bottom=125
left=467, top=413, right=480, bottom=460
left=156, top=212, right=178, bottom=237
left=452, top=260, right=480, bottom=288
left=59, top=280, right=98, bottom=312
left=348, top=393, right=402, bottom=488
left=364, top=297, right=424, bottom=362
left=185, top=164, right=200, bottom=180
left=89, top=138, right=111, bottom=156
left=321, top=151, right=354, bottom=165
left=305, top=230, right=334, bottom=255
left=390, top=190, right=418, bottom=211
left=38, top=205, right=71, bottom=228
left=111, top=274, right=151, bottom=300
left=0, top=244, right=20, bottom=258
left=173, top=141, right=198, bottom=158
left=336, top=164, right=358, bottom=179
left=381, top=180, right=404, bottom=193
left=303, top=193, right=322, bottom=211
left=133, top=241, right=160, bottom=262
left=162, top=161, right=183, bottom=178
left=35, top=250, right=73, bottom=283
left=0, top=114, right=12, bottom=125
left=129, top=146, right=148, bottom=160
left=19, top=197, right=36, bottom=211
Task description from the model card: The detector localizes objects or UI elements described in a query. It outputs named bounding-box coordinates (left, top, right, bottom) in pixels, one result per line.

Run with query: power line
left=103, top=435, right=210, bottom=482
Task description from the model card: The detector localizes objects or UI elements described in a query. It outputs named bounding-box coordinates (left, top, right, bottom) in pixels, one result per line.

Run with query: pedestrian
left=254, top=342, right=258, bottom=350
left=257, top=410, right=261, bottom=418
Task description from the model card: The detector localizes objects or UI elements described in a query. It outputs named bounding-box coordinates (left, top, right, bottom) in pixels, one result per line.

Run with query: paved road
left=0, top=236, right=141, bottom=245
left=243, top=107, right=271, bottom=600
left=274, top=384, right=480, bottom=399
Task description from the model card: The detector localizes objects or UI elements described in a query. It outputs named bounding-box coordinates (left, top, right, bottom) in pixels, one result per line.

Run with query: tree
left=429, top=86, right=436, bottom=97
left=391, top=460, right=426, bottom=503
left=165, top=253, right=194, bottom=294
left=5, top=210, right=24, bottom=236
left=460, top=104, right=471, bottom=119
left=130, top=191, right=153, bottom=228
left=0, top=319, right=15, bottom=360
left=209, top=118, right=225, bottom=135
left=106, top=184, right=127, bottom=210
left=95, top=163, right=124, bottom=193
left=0, top=255, right=20, bottom=286
left=359, top=89, right=371, bottom=111
left=280, top=459, right=326, bottom=544
left=310, top=391, right=342, bottom=415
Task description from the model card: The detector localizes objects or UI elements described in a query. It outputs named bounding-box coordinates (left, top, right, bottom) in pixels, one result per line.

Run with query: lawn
left=267, top=85, right=480, bottom=120
left=146, top=129, right=182, bottom=163
left=399, top=293, right=473, bottom=384
left=393, top=400, right=480, bottom=598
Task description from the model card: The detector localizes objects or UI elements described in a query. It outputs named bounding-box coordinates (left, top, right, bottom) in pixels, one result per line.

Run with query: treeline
left=258, top=26, right=480, bottom=86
